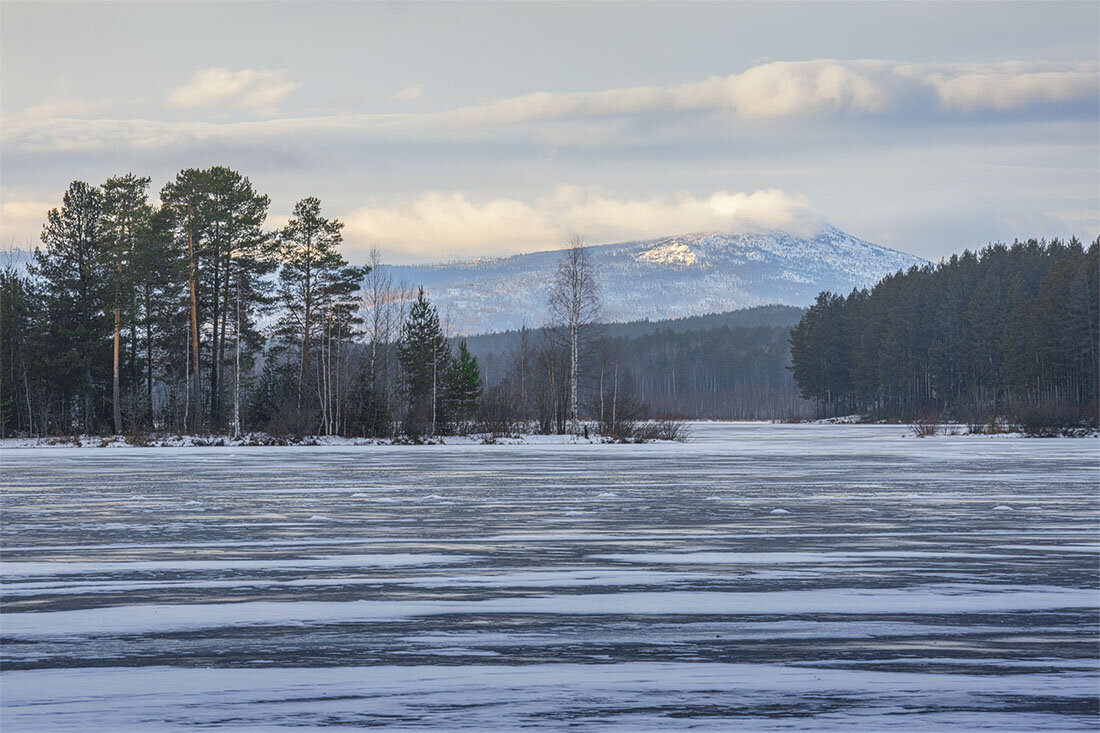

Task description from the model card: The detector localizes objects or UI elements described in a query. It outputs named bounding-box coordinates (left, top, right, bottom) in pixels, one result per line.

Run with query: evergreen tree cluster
left=789, top=238, right=1099, bottom=428
left=0, top=168, right=488, bottom=440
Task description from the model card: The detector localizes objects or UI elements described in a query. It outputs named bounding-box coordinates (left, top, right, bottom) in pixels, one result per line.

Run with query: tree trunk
left=188, top=206, right=200, bottom=432
left=599, top=349, right=605, bottom=425
left=112, top=305, right=122, bottom=433
left=612, top=359, right=619, bottom=434
left=233, top=273, right=241, bottom=438
left=298, top=234, right=313, bottom=411
left=216, top=237, right=232, bottom=429
left=570, top=321, right=579, bottom=433
left=145, top=285, right=153, bottom=427
left=209, top=233, right=220, bottom=429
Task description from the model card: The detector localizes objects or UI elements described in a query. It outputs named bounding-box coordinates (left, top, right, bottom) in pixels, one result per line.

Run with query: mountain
left=382, top=226, right=926, bottom=335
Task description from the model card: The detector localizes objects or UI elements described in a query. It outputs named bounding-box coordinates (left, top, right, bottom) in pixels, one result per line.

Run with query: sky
left=1, top=1, right=1097, bottom=264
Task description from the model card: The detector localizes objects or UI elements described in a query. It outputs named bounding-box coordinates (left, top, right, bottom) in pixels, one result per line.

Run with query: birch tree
left=548, top=235, right=600, bottom=434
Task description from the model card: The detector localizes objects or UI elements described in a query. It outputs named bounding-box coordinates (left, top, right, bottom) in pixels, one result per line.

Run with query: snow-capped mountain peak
left=383, top=226, right=925, bottom=335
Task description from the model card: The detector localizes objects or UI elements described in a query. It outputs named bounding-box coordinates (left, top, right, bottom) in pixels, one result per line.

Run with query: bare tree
left=548, top=234, right=601, bottom=434
left=363, top=246, right=392, bottom=395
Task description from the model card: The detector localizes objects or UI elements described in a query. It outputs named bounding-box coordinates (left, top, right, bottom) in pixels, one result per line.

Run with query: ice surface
left=2, top=422, right=1097, bottom=730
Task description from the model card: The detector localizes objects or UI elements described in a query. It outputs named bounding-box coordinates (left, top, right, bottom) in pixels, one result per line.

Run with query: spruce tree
left=398, top=287, right=451, bottom=437
left=31, top=181, right=109, bottom=432
left=445, top=339, right=482, bottom=431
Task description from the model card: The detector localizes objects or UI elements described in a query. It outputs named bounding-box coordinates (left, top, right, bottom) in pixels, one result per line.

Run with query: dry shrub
left=912, top=411, right=941, bottom=437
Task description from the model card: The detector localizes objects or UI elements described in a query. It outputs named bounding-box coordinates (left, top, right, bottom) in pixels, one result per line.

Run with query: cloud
left=8, top=59, right=1094, bottom=157
left=910, top=62, right=1099, bottom=112
left=448, top=59, right=1097, bottom=124
left=451, top=61, right=892, bottom=124
left=165, top=67, right=301, bottom=110
left=393, top=84, right=423, bottom=101
left=343, top=187, right=820, bottom=261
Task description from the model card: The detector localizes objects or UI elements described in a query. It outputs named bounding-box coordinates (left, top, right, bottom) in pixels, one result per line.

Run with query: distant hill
left=463, top=304, right=813, bottom=419
left=460, top=304, right=805, bottom=357
left=384, top=226, right=925, bottom=335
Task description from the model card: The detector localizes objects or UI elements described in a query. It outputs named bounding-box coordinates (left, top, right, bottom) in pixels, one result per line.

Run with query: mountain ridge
left=382, top=226, right=925, bottom=335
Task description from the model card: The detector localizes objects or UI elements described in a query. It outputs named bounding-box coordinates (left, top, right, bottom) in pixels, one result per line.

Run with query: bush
left=632, top=418, right=690, bottom=442
left=911, top=411, right=941, bottom=437
left=597, top=397, right=648, bottom=441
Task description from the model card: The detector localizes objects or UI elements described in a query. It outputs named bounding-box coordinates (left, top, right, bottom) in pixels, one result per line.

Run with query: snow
left=2, top=422, right=1097, bottom=730
left=634, top=241, right=698, bottom=267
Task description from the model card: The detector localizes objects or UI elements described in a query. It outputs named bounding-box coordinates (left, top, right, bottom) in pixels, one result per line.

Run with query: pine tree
left=273, top=197, right=364, bottom=433
left=202, top=167, right=274, bottom=430
left=101, top=174, right=153, bottom=433
left=159, top=169, right=211, bottom=432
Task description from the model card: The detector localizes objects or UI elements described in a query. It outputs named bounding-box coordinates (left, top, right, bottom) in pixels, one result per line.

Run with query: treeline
left=0, top=167, right=691, bottom=440
left=0, top=169, right=485, bottom=439
left=789, top=238, right=1099, bottom=429
left=469, top=308, right=811, bottom=420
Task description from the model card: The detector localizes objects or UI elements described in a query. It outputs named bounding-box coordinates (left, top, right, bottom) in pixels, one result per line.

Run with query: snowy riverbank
left=0, top=431, right=613, bottom=449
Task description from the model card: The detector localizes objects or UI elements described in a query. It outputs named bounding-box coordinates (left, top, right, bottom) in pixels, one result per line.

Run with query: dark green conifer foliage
left=273, top=196, right=365, bottom=434
left=102, top=173, right=153, bottom=433
left=0, top=266, right=45, bottom=436
left=789, top=239, right=1099, bottom=427
left=398, top=287, right=451, bottom=437
left=446, top=339, right=482, bottom=430
left=31, top=181, right=109, bottom=432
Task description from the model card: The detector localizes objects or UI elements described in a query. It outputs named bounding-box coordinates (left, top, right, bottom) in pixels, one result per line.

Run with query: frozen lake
left=2, top=423, right=1098, bottom=731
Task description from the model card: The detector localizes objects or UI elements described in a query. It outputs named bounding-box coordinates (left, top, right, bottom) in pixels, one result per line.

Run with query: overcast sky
left=2, top=1, right=1097, bottom=264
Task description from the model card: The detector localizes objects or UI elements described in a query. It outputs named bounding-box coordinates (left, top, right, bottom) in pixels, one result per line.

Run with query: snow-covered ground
left=0, top=431, right=598, bottom=448
left=1, top=423, right=1097, bottom=730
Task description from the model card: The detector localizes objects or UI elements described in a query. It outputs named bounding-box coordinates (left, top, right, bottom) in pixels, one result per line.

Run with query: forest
left=467, top=305, right=809, bottom=421
left=789, top=238, right=1099, bottom=432
left=0, top=167, right=758, bottom=440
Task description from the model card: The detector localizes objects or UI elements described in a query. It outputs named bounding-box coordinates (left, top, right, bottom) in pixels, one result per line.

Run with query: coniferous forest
left=788, top=239, right=1099, bottom=432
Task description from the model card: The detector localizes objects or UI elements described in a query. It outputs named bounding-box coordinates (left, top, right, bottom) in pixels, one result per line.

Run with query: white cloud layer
left=344, top=187, right=820, bottom=261
left=165, top=67, right=301, bottom=110
left=3, top=59, right=1094, bottom=156
left=448, top=59, right=1098, bottom=124
left=7, top=59, right=1094, bottom=155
